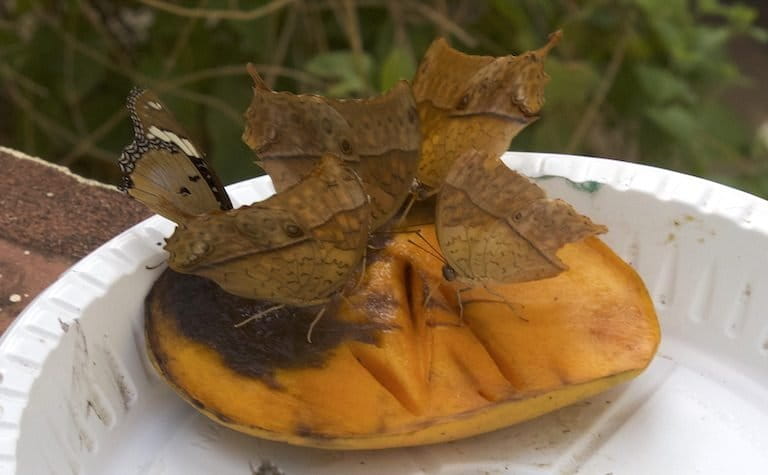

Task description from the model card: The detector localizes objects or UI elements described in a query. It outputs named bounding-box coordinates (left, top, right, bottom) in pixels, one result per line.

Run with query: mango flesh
left=146, top=226, right=659, bottom=449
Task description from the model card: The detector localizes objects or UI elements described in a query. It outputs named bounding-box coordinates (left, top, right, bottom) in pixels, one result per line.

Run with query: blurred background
left=1, top=0, right=766, bottom=197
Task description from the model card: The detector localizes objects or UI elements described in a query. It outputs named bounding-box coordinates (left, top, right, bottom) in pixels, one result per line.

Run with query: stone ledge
left=0, top=146, right=151, bottom=331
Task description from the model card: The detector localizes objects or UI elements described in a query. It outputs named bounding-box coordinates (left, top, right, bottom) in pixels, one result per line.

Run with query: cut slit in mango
left=145, top=226, right=659, bottom=449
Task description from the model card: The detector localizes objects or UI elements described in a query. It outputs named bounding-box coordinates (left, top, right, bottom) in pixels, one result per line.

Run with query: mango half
left=145, top=226, right=659, bottom=449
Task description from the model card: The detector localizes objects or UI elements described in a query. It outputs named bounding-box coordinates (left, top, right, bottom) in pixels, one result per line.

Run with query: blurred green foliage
left=0, top=0, right=766, bottom=196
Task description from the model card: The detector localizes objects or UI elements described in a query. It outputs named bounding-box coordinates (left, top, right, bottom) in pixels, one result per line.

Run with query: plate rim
left=1, top=151, right=767, bottom=468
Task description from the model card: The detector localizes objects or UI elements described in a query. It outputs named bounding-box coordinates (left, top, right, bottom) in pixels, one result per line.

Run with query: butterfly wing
left=326, top=80, right=421, bottom=229
left=119, top=88, right=232, bottom=224
left=242, top=66, right=358, bottom=194
left=436, top=150, right=607, bottom=285
left=164, top=154, right=370, bottom=306
left=411, top=34, right=559, bottom=196
left=243, top=66, right=420, bottom=230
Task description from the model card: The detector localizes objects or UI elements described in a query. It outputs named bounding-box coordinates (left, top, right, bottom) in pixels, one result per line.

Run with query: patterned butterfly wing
left=412, top=32, right=561, bottom=196
left=436, top=150, right=607, bottom=285
left=242, top=65, right=358, bottom=189
left=242, top=66, right=419, bottom=230
left=164, top=154, right=370, bottom=306
left=119, top=88, right=232, bottom=224
left=326, top=81, right=421, bottom=228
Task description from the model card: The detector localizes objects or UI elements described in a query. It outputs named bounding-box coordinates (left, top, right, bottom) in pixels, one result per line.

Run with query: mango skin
left=146, top=226, right=659, bottom=449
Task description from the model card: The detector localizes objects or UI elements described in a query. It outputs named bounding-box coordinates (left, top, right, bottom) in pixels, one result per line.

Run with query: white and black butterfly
left=119, top=87, right=233, bottom=223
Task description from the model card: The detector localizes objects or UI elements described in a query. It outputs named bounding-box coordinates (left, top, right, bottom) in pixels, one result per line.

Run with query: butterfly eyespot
left=407, top=107, right=417, bottom=124
left=340, top=139, right=353, bottom=155
left=514, top=212, right=523, bottom=221
left=191, top=241, right=210, bottom=256
left=283, top=223, right=304, bottom=238
left=457, top=94, right=470, bottom=110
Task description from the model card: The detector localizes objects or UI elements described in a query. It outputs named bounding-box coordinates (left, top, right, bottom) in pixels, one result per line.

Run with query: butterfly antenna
left=234, top=304, right=285, bottom=328
left=374, top=227, right=448, bottom=265
left=414, top=230, right=446, bottom=260
left=407, top=238, right=447, bottom=264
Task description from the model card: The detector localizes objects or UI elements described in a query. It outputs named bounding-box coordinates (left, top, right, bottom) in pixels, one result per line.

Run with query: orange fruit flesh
left=146, top=226, right=659, bottom=449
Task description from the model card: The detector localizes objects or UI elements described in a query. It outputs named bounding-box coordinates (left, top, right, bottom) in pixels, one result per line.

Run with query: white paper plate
left=2, top=152, right=768, bottom=475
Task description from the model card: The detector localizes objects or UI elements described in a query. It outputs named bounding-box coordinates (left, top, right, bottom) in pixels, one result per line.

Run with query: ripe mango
left=146, top=226, right=659, bottom=449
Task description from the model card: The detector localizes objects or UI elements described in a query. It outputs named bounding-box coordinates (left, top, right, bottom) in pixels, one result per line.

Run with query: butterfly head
left=442, top=264, right=458, bottom=282
left=165, top=227, right=216, bottom=271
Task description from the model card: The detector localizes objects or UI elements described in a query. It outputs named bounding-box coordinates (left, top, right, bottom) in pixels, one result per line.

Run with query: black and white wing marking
left=119, top=87, right=233, bottom=224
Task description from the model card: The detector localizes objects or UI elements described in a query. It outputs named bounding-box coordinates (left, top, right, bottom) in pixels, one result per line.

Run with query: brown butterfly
left=163, top=153, right=370, bottom=306
left=119, top=88, right=232, bottom=223
left=412, top=31, right=561, bottom=198
left=410, top=31, right=607, bottom=286
left=436, top=150, right=607, bottom=286
left=242, top=64, right=420, bottom=230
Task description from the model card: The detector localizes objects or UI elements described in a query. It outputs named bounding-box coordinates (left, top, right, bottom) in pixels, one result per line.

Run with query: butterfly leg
left=455, top=287, right=473, bottom=322
left=423, top=283, right=434, bottom=308
left=464, top=286, right=529, bottom=322
left=392, top=191, right=418, bottom=229
left=353, top=250, right=368, bottom=290
left=306, top=305, right=327, bottom=344
left=234, top=304, right=285, bottom=328
left=485, top=286, right=528, bottom=322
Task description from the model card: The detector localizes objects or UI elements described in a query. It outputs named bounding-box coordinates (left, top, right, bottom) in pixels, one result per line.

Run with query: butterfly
left=118, top=88, right=232, bottom=223
left=436, top=149, right=607, bottom=286
left=411, top=31, right=607, bottom=286
left=163, top=153, right=370, bottom=306
left=119, top=87, right=232, bottom=223
left=412, top=31, right=561, bottom=198
left=242, top=64, right=420, bottom=230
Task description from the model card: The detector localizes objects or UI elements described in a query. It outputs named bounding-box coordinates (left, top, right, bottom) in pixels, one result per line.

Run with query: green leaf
left=379, top=47, right=415, bottom=91
left=749, top=26, right=768, bottom=43
left=634, top=64, right=697, bottom=104
left=542, top=58, right=600, bottom=107
left=305, top=51, right=372, bottom=97
left=645, top=104, right=698, bottom=140
left=205, top=76, right=262, bottom=184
